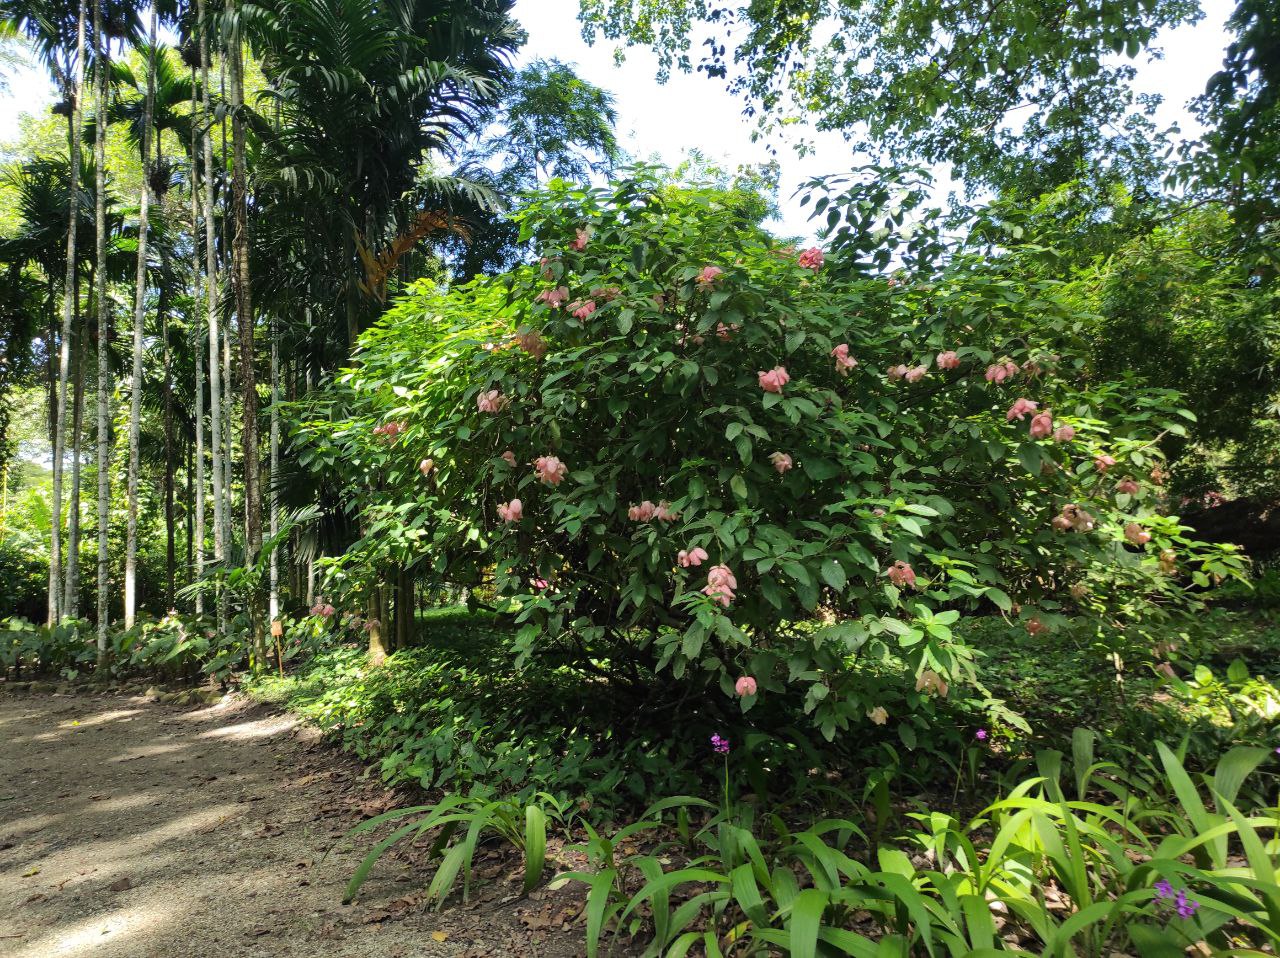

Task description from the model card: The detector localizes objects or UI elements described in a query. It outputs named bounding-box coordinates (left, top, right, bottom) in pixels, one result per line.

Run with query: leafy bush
left=297, top=168, right=1247, bottom=740
left=1, top=615, right=96, bottom=678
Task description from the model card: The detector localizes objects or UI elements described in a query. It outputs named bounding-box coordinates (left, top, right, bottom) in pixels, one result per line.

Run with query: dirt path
left=0, top=690, right=585, bottom=958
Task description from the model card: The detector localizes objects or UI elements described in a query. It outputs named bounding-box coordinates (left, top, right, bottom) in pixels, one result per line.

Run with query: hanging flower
left=697, top=265, right=724, bottom=286
left=797, top=247, right=824, bottom=271
left=758, top=366, right=791, bottom=394
left=656, top=502, right=679, bottom=522
left=887, top=560, right=917, bottom=588
left=590, top=285, right=621, bottom=301
left=831, top=343, right=858, bottom=376
left=703, top=564, right=738, bottom=607
left=537, top=286, right=569, bottom=308
left=571, top=227, right=590, bottom=251
left=769, top=451, right=793, bottom=474
left=1053, top=424, right=1076, bottom=443
left=501, top=450, right=516, bottom=467
left=1159, top=548, right=1177, bottom=573
left=419, top=458, right=435, bottom=476
left=497, top=499, right=522, bottom=523
left=936, top=350, right=960, bottom=370
left=1006, top=398, right=1039, bottom=421
left=534, top=455, right=567, bottom=485
left=477, top=389, right=506, bottom=414
left=1058, top=503, right=1096, bottom=532
left=984, top=361, right=1019, bottom=384
left=905, top=364, right=928, bottom=383
left=570, top=299, right=597, bottom=320
left=1029, top=410, right=1053, bottom=439
left=1094, top=453, right=1117, bottom=472
left=867, top=706, right=889, bottom=725
left=628, top=500, right=658, bottom=521
left=678, top=546, right=709, bottom=568
left=515, top=329, right=547, bottom=360
left=916, top=670, right=949, bottom=697
left=710, top=733, right=730, bottom=754
left=887, top=364, right=910, bottom=380
left=539, top=255, right=559, bottom=279
left=373, top=420, right=407, bottom=441
left=1026, top=617, right=1048, bottom=637
left=734, top=675, right=757, bottom=697
left=1124, top=522, right=1151, bottom=546
left=1116, top=477, right=1139, bottom=495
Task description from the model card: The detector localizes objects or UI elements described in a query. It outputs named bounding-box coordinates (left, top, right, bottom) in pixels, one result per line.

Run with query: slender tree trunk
left=268, top=321, right=279, bottom=624
left=163, top=303, right=174, bottom=609
left=93, top=0, right=110, bottom=666
left=124, top=8, right=158, bottom=629
left=198, top=0, right=226, bottom=629
left=192, top=85, right=206, bottom=615
left=65, top=291, right=85, bottom=617
left=49, top=0, right=88, bottom=627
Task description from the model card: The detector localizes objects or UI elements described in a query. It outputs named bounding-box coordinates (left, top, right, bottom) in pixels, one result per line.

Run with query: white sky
left=1, top=0, right=1235, bottom=240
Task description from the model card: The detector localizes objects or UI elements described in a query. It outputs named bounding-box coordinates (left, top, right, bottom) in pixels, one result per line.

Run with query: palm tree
left=92, top=0, right=110, bottom=663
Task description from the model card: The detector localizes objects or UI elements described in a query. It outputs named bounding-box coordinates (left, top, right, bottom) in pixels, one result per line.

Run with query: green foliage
left=1, top=615, right=94, bottom=677
left=297, top=169, right=1247, bottom=743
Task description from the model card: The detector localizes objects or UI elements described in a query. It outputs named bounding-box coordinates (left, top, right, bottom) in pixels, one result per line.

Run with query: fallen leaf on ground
left=21, top=867, right=39, bottom=877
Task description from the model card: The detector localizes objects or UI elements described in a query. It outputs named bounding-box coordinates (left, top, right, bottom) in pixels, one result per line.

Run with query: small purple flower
left=710, top=733, right=730, bottom=755
left=975, top=728, right=989, bottom=742
left=1154, top=879, right=1174, bottom=900
left=1175, top=889, right=1200, bottom=919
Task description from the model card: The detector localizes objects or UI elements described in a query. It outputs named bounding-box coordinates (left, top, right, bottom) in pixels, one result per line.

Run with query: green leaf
left=820, top=560, right=847, bottom=591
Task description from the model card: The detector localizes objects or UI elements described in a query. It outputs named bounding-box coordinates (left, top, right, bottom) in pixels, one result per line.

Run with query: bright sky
left=0, top=0, right=1235, bottom=240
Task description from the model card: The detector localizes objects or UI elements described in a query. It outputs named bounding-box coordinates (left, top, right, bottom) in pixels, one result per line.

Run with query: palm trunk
left=64, top=286, right=85, bottom=617
left=191, top=73, right=205, bottom=615
left=93, top=0, right=110, bottom=666
left=268, top=321, right=279, bottom=625
left=49, top=0, right=88, bottom=626
left=162, top=303, right=174, bottom=609
left=227, top=18, right=263, bottom=664
left=124, top=8, right=158, bottom=628
left=198, top=0, right=226, bottom=628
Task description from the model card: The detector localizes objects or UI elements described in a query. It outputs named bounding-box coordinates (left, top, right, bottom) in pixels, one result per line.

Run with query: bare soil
left=0, top=688, right=587, bottom=958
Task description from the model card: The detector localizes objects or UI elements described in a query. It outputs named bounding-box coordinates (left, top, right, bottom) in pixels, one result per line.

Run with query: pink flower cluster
left=372, top=420, right=407, bottom=441
left=797, top=247, right=824, bottom=271
left=1052, top=503, right=1096, bottom=533
left=888, top=364, right=927, bottom=382
left=1094, top=454, right=1117, bottom=472
left=697, top=265, right=724, bottom=286
left=1053, top=424, right=1075, bottom=442
left=985, top=361, right=1020, bottom=384
left=887, top=560, right=917, bottom=588
left=734, top=675, right=757, bottom=696
left=501, top=450, right=517, bottom=467
left=1006, top=398, right=1038, bottom=421
left=477, top=389, right=506, bottom=414
left=678, top=546, right=708, bottom=568
left=936, top=350, right=960, bottom=370
left=1029, top=410, right=1053, bottom=439
left=571, top=227, right=590, bottom=251
left=1124, top=522, right=1151, bottom=546
left=569, top=299, right=596, bottom=320
left=769, top=451, right=793, bottom=474
left=537, top=286, right=569, bottom=308
left=515, top=329, right=547, bottom=360
left=310, top=601, right=336, bottom=618
left=758, top=366, right=790, bottom=394
left=628, top=500, right=678, bottom=522
left=534, top=455, right=567, bottom=485
left=419, top=458, right=435, bottom=476
left=703, top=564, right=738, bottom=607
left=498, top=499, right=523, bottom=523
left=1116, top=477, right=1140, bottom=495
left=831, top=344, right=858, bottom=376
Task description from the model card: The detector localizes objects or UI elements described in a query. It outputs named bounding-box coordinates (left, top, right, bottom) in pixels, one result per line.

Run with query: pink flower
left=570, top=299, right=597, bottom=320
left=534, top=455, right=568, bottom=486
left=936, top=350, right=960, bottom=370
left=1051, top=515, right=1072, bottom=532
left=734, top=675, right=758, bottom=697
left=1059, top=503, right=1096, bottom=532
left=656, top=501, right=679, bottom=522
left=703, top=564, right=738, bottom=607
left=758, top=366, right=791, bottom=394
left=628, top=500, right=658, bottom=522
left=770, top=451, right=793, bottom=474
left=1006, top=398, right=1039, bottom=421
left=477, top=389, right=505, bottom=414
left=831, top=343, right=858, bottom=376
left=515, top=329, right=547, bottom=360
left=887, top=364, right=910, bottom=380
left=419, top=458, right=435, bottom=476
left=531, top=577, right=550, bottom=591
left=1094, top=454, right=1117, bottom=472
left=539, top=255, right=559, bottom=279
left=497, top=499, right=523, bottom=523
left=571, top=227, right=589, bottom=251
left=678, top=546, right=709, bottom=568
left=1026, top=617, right=1048, bottom=637
left=501, top=450, right=516, bottom=467
left=1029, top=410, right=1053, bottom=439
left=887, top=560, right=917, bottom=588
left=1124, top=522, right=1151, bottom=546
left=310, top=601, right=336, bottom=618
left=590, top=285, right=621, bottom=301
left=697, top=265, right=724, bottom=286
left=797, top=247, right=824, bottom=271
left=716, top=322, right=738, bottom=342
left=373, top=420, right=407, bottom=441
left=1053, top=424, right=1076, bottom=443
left=916, top=670, right=948, bottom=697
left=1116, top=477, right=1139, bottom=495
left=905, top=364, right=928, bottom=383
left=984, top=361, right=1019, bottom=384
left=867, top=706, right=888, bottom=725
left=537, top=286, right=569, bottom=308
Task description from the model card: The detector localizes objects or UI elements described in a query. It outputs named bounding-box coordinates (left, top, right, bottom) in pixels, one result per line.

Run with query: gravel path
left=0, top=690, right=585, bottom=958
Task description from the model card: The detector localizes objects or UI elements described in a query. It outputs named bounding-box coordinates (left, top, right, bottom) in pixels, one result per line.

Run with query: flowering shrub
left=296, top=170, right=1245, bottom=739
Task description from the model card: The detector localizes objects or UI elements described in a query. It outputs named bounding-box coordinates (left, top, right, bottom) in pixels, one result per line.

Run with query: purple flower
left=1154, top=880, right=1174, bottom=900
left=710, top=733, right=730, bottom=755
left=1175, top=890, right=1200, bottom=919
left=975, top=728, right=989, bottom=741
